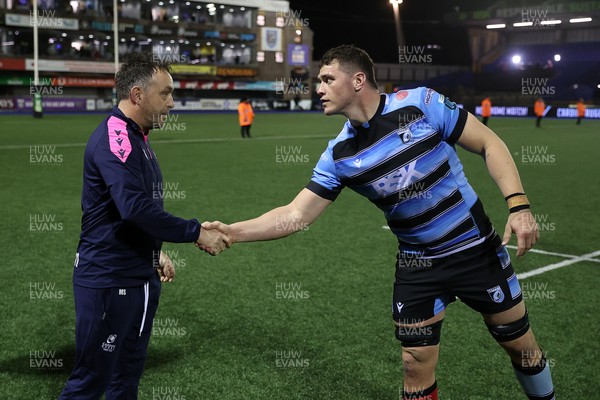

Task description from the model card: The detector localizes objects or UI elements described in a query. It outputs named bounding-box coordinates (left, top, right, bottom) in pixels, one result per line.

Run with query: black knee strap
left=486, top=309, right=530, bottom=342
left=396, top=320, right=443, bottom=347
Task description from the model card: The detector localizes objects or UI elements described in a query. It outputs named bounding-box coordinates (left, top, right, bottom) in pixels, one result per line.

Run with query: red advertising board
left=0, top=58, right=26, bottom=71
left=54, top=77, right=115, bottom=87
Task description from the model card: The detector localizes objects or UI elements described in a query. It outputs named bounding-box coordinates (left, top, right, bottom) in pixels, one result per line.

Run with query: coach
left=59, top=52, right=229, bottom=399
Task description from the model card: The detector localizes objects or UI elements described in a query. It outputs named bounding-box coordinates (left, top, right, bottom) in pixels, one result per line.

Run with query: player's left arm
left=456, top=113, right=539, bottom=256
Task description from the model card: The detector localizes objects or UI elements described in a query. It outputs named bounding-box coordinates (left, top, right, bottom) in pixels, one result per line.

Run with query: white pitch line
left=517, top=250, right=600, bottom=280
left=505, top=245, right=600, bottom=262
left=0, top=134, right=332, bottom=151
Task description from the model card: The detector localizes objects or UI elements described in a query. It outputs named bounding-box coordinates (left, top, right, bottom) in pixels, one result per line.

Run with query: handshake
left=195, top=221, right=231, bottom=256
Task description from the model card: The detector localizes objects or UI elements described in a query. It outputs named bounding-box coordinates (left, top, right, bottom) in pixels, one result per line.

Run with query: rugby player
left=203, top=45, right=554, bottom=400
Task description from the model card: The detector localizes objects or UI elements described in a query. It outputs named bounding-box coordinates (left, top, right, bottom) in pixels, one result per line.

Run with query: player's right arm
left=202, top=136, right=342, bottom=246
left=202, top=188, right=332, bottom=244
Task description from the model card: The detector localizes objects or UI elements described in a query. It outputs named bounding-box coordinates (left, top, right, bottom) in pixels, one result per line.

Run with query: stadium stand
left=0, top=0, right=314, bottom=113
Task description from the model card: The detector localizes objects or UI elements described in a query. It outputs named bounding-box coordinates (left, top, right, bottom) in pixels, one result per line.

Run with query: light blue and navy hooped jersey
left=307, top=88, right=494, bottom=258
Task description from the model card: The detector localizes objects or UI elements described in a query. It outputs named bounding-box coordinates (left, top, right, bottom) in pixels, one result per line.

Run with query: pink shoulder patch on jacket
left=107, top=116, right=132, bottom=162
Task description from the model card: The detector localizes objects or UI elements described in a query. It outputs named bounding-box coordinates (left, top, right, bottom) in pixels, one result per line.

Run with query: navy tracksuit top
left=74, top=106, right=200, bottom=288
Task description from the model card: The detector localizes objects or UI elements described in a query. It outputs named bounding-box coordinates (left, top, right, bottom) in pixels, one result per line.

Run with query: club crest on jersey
left=398, top=128, right=412, bottom=144
left=487, top=286, right=505, bottom=303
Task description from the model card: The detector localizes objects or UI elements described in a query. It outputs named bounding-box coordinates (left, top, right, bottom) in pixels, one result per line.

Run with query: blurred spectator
left=534, top=98, right=545, bottom=128
left=238, top=97, right=255, bottom=138
left=481, top=96, right=491, bottom=126
left=576, top=99, right=585, bottom=125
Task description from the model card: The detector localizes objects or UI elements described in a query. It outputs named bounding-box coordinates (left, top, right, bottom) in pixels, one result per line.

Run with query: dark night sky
left=287, top=0, right=471, bottom=65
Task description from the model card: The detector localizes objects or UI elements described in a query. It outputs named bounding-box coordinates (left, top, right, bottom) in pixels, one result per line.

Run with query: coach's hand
left=195, top=223, right=231, bottom=255
left=158, top=251, right=175, bottom=282
left=502, top=210, right=539, bottom=257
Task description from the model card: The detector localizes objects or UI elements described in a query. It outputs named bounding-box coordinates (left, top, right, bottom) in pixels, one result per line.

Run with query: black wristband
left=509, top=204, right=531, bottom=213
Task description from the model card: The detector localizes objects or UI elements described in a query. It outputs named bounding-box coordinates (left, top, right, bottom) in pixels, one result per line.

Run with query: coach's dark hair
left=115, top=52, right=171, bottom=102
left=320, top=45, right=378, bottom=89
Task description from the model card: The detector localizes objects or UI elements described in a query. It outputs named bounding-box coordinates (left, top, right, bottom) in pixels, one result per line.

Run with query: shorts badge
left=487, top=286, right=505, bottom=303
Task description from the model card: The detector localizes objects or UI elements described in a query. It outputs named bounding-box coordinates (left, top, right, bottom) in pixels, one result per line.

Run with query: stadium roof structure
left=444, top=0, right=600, bottom=30
left=186, top=0, right=290, bottom=13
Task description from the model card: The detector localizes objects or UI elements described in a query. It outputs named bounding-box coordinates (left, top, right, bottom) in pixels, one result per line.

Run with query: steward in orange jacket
left=534, top=98, right=545, bottom=128
left=238, top=97, right=255, bottom=138
left=576, top=99, right=585, bottom=125
left=481, top=97, right=491, bottom=126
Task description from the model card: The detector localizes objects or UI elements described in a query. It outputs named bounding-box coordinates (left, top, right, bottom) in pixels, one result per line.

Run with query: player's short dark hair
left=115, top=52, right=171, bottom=102
left=320, top=45, right=378, bottom=89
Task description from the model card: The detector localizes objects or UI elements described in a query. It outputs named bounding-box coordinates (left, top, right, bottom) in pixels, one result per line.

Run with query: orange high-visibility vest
left=534, top=100, right=545, bottom=117
left=577, top=101, right=585, bottom=117
left=238, top=102, right=255, bottom=126
left=481, top=98, right=491, bottom=117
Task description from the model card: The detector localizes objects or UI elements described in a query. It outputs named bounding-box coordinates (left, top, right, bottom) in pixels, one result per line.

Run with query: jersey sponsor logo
left=352, top=158, right=362, bottom=168
left=395, top=90, right=409, bottom=101
left=437, top=94, right=457, bottom=110
left=374, top=160, right=426, bottom=196
left=444, top=97, right=457, bottom=110
left=424, top=88, right=435, bottom=106
left=101, top=334, right=117, bottom=352
left=487, top=285, right=505, bottom=303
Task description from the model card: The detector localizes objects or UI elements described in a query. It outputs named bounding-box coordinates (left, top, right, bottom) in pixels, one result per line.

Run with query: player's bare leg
left=397, top=310, right=445, bottom=398
left=483, top=301, right=555, bottom=399
left=402, top=345, right=439, bottom=393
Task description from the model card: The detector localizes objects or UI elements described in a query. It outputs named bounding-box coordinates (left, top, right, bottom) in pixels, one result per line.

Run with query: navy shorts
left=392, top=234, right=523, bottom=324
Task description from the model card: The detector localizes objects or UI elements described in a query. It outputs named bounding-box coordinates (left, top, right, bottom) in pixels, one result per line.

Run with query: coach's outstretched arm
left=457, top=113, right=539, bottom=256
left=201, top=188, right=332, bottom=244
